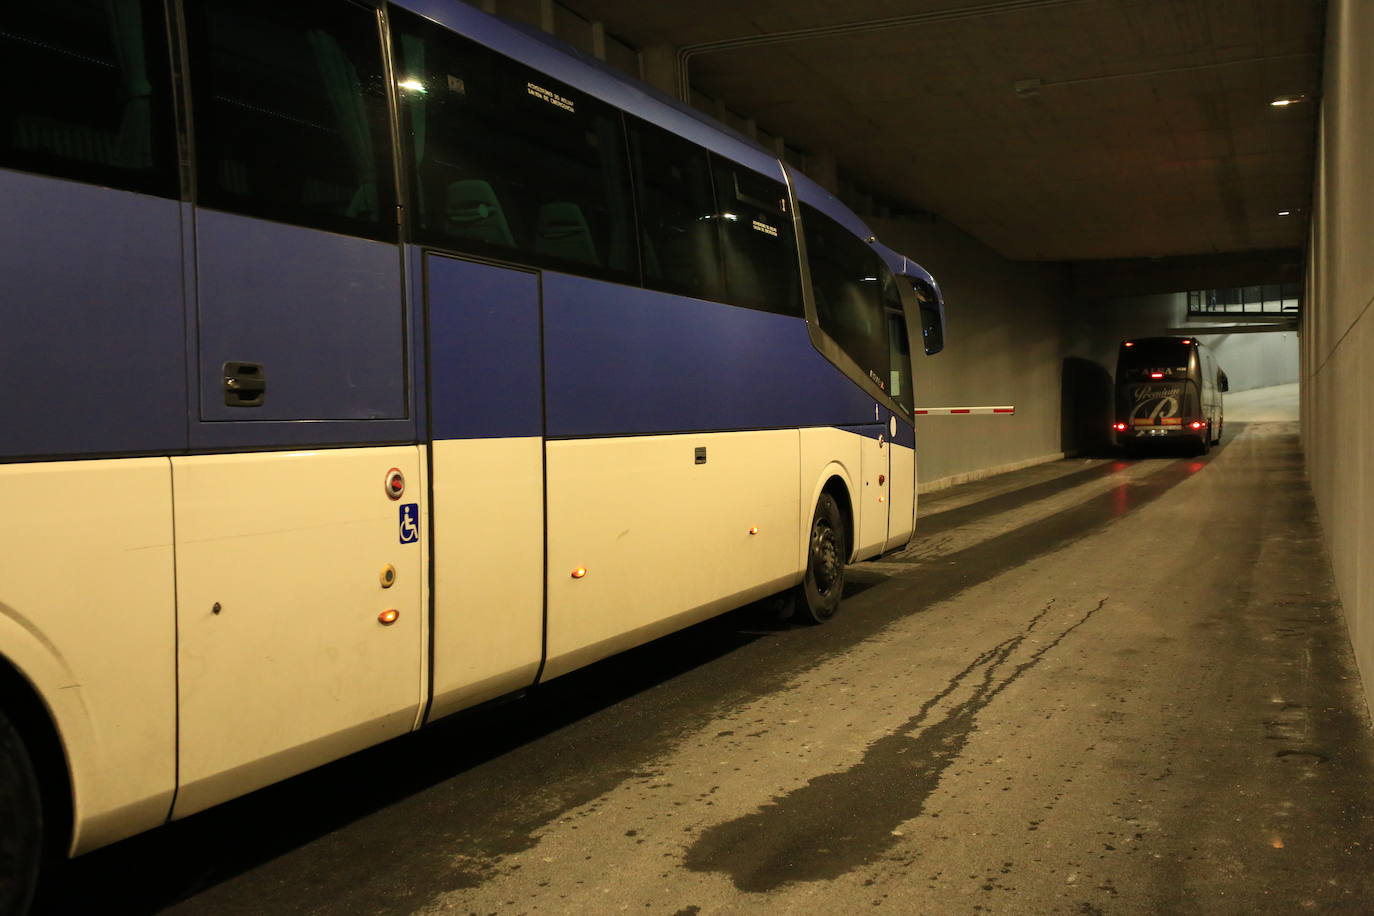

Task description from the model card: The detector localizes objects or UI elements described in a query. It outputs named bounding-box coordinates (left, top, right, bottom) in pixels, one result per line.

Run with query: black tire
left=793, top=493, right=846, bottom=624
left=0, top=707, right=42, bottom=915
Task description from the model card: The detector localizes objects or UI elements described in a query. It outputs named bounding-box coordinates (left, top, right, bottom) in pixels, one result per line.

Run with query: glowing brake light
left=1189, top=420, right=1205, bottom=430
left=1181, top=338, right=1192, bottom=345
left=1111, top=422, right=1127, bottom=432
left=1150, top=372, right=1164, bottom=379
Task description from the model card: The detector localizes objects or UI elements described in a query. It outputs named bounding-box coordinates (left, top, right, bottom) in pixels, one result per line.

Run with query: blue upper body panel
left=541, top=272, right=886, bottom=438
left=194, top=210, right=409, bottom=424
left=426, top=254, right=543, bottom=440
left=1, top=170, right=187, bottom=460
left=6, top=0, right=925, bottom=459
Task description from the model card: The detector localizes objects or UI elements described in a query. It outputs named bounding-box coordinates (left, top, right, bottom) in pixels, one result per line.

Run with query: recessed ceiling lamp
left=1270, top=94, right=1307, bottom=107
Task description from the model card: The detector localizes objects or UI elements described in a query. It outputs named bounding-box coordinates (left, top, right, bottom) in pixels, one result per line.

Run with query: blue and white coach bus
left=0, top=0, right=945, bottom=902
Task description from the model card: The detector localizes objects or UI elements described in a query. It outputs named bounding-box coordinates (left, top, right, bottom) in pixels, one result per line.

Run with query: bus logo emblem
left=399, top=503, right=420, bottom=544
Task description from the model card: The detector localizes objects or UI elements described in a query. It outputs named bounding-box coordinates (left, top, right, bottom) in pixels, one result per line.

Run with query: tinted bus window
left=391, top=9, right=636, bottom=282
left=711, top=159, right=802, bottom=317
left=1119, top=340, right=1190, bottom=373
left=803, top=205, right=888, bottom=387
left=627, top=118, right=723, bottom=301
left=187, top=0, right=397, bottom=241
left=0, top=0, right=177, bottom=198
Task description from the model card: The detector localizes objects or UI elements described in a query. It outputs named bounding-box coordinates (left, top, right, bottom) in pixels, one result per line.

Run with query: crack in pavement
left=683, top=597, right=1110, bottom=892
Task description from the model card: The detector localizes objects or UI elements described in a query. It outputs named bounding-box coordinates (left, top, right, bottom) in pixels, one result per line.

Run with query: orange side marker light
left=378, top=609, right=400, bottom=625
left=571, top=567, right=588, bottom=579
left=749, top=527, right=760, bottom=535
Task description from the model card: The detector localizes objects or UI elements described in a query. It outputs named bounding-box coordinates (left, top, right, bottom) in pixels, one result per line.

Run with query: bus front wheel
left=794, top=493, right=847, bottom=625
left=0, top=705, right=43, bottom=915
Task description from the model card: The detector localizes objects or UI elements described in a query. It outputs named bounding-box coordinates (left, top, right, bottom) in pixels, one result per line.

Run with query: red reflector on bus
left=1150, top=372, right=1164, bottom=379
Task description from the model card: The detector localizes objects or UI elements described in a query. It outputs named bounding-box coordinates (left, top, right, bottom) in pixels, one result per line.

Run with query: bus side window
left=709, top=158, right=803, bottom=317
left=626, top=117, right=724, bottom=302
left=186, top=0, right=397, bottom=242
left=391, top=9, right=636, bottom=282
left=801, top=204, right=889, bottom=387
left=0, top=0, right=178, bottom=198
left=884, top=271, right=914, bottom=412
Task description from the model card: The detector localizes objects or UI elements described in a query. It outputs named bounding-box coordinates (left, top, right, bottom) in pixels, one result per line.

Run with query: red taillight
left=1111, top=422, right=1127, bottom=431
left=1189, top=420, right=1205, bottom=430
left=1150, top=372, right=1164, bottom=379
left=1181, top=338, right=1192, bottom=345
left=1124, top=341, right=1135, bottom=347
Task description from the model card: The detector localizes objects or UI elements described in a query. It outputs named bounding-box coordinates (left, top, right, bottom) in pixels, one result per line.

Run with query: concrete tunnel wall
left=1303, top=0, right=1374, bottom=719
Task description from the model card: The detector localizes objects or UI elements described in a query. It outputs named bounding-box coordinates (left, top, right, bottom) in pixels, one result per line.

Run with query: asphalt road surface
left=47, top=385, right=1374, bottom=914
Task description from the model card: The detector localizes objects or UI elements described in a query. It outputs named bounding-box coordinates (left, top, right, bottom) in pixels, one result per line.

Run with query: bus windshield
left=1120, top=339, right=1190, bottom=369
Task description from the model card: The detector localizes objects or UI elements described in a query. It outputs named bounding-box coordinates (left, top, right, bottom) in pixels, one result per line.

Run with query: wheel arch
left=0, top=654, right=73, bottom=862
left=807, top=469, right=856, bottom=564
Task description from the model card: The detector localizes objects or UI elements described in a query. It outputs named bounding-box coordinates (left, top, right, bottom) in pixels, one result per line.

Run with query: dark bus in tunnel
left=1111, top=336, right=1228, bottom=454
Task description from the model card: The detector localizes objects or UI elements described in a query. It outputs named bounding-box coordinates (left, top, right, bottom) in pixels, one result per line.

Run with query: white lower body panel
left=542, top=430, right=802, bottom=681
left=428, top=437, right=544, bottom=720
left=887, top=443, right=916, bottom=551
left=172, top=447, right=426, bottom=818
left=0, top=458, right=176, bottom=854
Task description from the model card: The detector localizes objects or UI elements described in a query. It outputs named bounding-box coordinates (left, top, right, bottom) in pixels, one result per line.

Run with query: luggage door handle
left=222, top=361, right=266, bottom=407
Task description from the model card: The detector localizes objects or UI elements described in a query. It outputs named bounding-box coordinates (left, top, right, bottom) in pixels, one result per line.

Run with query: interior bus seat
left=216, top=158, right=249, bottom=196
left=344, top=180, right=378, bottom=220
left=534, top=201, right=599, bottom=266
left=445, top=178, right=516, bottom=248
left=659, top=222, right=721, bottom=296
left=13, top=116, right=117, bottom=167
left=718, top=234, right=768, bottom=307
left=301, top=177, right=359, bottom=216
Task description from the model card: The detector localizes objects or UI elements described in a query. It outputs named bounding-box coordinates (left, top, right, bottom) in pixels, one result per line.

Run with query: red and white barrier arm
left=913, top=406, right=1016, bottom=415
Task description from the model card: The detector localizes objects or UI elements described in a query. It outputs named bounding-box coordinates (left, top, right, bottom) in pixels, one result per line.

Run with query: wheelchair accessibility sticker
left=399, top=503, right=420, bottom=544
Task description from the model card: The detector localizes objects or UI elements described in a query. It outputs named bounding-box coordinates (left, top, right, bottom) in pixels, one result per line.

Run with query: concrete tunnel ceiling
left=566, top=0, right=1323, bottom=266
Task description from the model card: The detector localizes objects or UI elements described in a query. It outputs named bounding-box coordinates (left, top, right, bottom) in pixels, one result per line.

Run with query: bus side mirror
left=920, top=305, right=945, bottom=355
